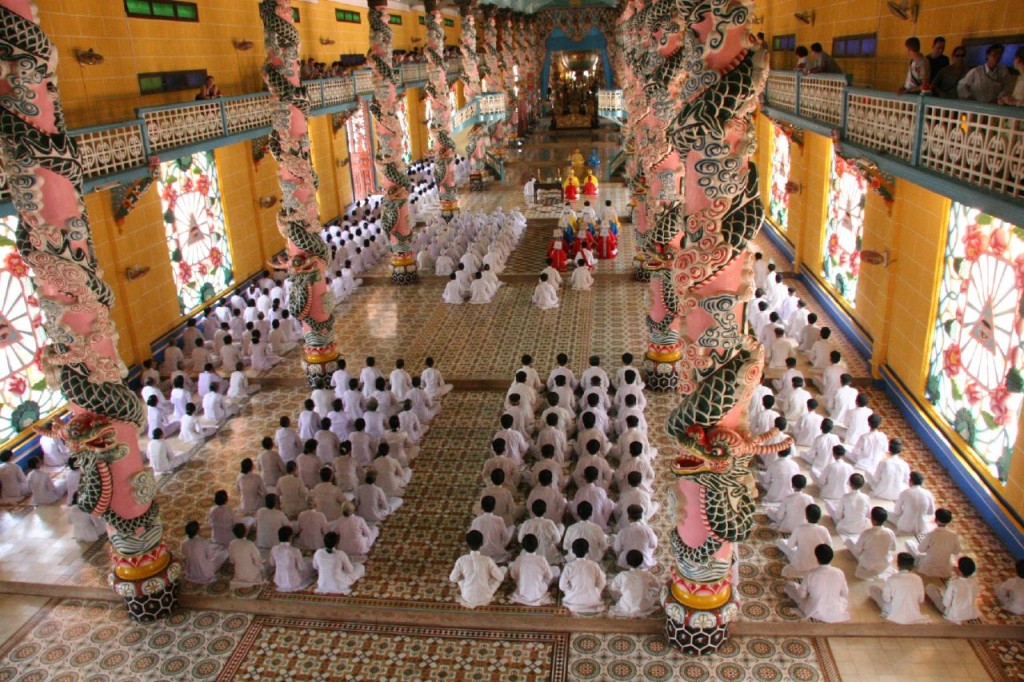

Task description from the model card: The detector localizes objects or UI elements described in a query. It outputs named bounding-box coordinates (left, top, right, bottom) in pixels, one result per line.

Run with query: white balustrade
left=798, top=74, right=846, bottom=126
left=765, top=72, right=798, bottom=113
left=452, top=102, right=475, bottom=131
left=320, top=79, right=356, bottom=108
left=224, top=95, right=273, bottom=135
left=141, top=101, right=224, bottom=153
left=920, top=102, right=1024, bottom=199
left=597, top=89, right=624, bottom=112
left=73, top=123, right=147, bottom=180
left=354, top=70, right=373, bottom=96
left=479, top=93, right=506, bottom=115
left=844, top=90, right=919, bottom=162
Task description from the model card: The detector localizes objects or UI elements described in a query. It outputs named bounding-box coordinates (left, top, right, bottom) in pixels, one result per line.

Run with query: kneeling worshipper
left=596, top=222, right=617, bottom=260
left=562, top=172, right=580, bottom=202
left=450, top=530, right=507, bottom=609
left=508, top=533, right=559, bottom=606
left=312, top=531, right=365, bottom=594
left=532, top=274, right=560, bottom=310
left=570, top=260, right=594, bottom=291
left=582, top=169, right=599, bottom=197
left=547, top=238, right=568, bottom=272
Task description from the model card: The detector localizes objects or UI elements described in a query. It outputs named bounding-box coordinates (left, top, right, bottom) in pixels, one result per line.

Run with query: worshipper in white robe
left=768, top=475, right=814, bottom=534
left=68, top=493, right=107, bottom=541
left=270, top=527, right=315, bottom=592
left=784, top=544, right=850, bottom=622
left=471, top=496, right=514, bottom=564
left=181, top=403, right=216, bottom=444
left=995, top=559, right=1024, bottom=615
left=508, top=534, right=558, bottom=606
left=370, top=444, right=410, bottom=500
left=870, top=552, right=929, bottom=624
left=782, top=378, right=812, bottom=424
left=442, top=273, right=465, bottom=304
left=569, top=260, right=594, bottom=290
left=294, top=507, right=330, bottom=552
left=518, top=499, right=565, bottom=565
left=778, top=504, right=832, bottom=578
left=890, top=472, right=936, bottom=536
left=147, top=430, right=190, bottom=475
left=871, top=439, right=910, bottom=500
left=236, top=459, right=266, bottom=515
left=818, top=445, right=854, bottom=501
left=435, top=252, right=455, bottom=277
left=572, top=467, right=614, bottom=530
left=255, top=438, right=285, bottom=491
left=845, top=507, right=897, bottom=579
left=359, top=358, right=383, bottom=399
left=905, top=509, right=961, bottom=578
left=26, top=457, right=66, bottom=505
left=313, top=531, right=364, bottom=594
left=532, top=273, right=560, bottom=310
left=160, top=342, right=186, bottom=376
left=202, top=384, right=238, bottom=425
left=228, top=524, right=265, bottom=588
left=608, top=550, right=661, bottom=618
left=333, top=503, right=379, bottom=558
left=560, top=538, right=607, bottom=614
left=926, top=556, right=983, bottom=624
left=613, top=506, right=658, bottom=569
left=450, top=530, right=506, bottom=608
left=541, top=259, right=563, bottom=288
left=388, top=360, right=413, bottom=401
left=354, top=471, right=393, bottom=524
left=183, top=521, right=229, bottom=584
left=827, top=473, right=872, bottom=537
left=227, top=364, right=260, bottom=399
left=298, top=400, right=322, bottom=441
left=39, top=430, right=70, bottom=468
left=614, top=474, right=660, bottom=530
left=295, top=439, right=324, bottom=490
left=828, top=376, right=858, bottom=425
left=562, top=501, right=608, bottom=563
left=527, top=469, right=568, bottom=523
left=809, top=328, right=838, bottom=369
left=767, top=327, right=797, bottom=368
left=277, top=462, right=310, bottom=519
left=469, top=272, right=495, bottom=304
left=848, top=413, right=888, bottom=471
left=146, top=395, right=179, bottom=439
left=758, top=447, right=800, bottom=503
left=805, top=419, right=840, bottom=477
left=421, top=357, right=453, bottom=399
left=0, top=450, right=29, bottom=504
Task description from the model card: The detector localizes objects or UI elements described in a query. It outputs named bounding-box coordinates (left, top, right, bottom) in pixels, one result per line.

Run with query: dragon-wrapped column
left=455, top=0, right=487, bottom=191
left=424, top=0, right=458, bottom=220
left=656, top=0, right=786, bottom=654
left=480, top=5, right=506, bottom=161
left=0, top=0, right=180, bottom=621
left=260, top=0, right=339, bottom=386
left=368, top=0, right=417, bottom=284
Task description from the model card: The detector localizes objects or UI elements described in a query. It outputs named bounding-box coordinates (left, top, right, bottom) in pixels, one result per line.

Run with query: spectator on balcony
left=806, top=43, right=843, bottom=75
left=196, top=76, right=222, bottom=100
left=927, top=37, right=950, bottom=78
left=795, top=46, right=809, bottom=72
left=300, top=58, right=316, bottom=81
left=933, top=47, right=968, bottom=99
left=898, top=38, right=930, bottom=95
left=998, top=48, right=1024, bottom=106
left=958, top=44, right=1011, bottom=103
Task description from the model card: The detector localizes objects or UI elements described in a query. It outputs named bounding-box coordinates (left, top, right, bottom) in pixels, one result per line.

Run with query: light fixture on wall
left=785, top=181, right=802, bottom=194
left=76, top=48, right=104, bottom=66
left=860, top=249, right=892, bottom=267
left=750, top=13, right=764, bottom=25
left=234, top=39, right=255, bottom=51
left=124, top=265, right=151, bottom=281
left=793, top=10, right=815, bottom=26
left=320, top=37, right=336, bottom=46
left=337, top=158, right=350, bottom=168
left=886, top=0, right=919, bottom=22
left=258, top=196, right=278, bottom=209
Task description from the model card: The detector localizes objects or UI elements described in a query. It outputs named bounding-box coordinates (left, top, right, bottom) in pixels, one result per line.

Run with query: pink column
left=456, top=0, right=487, bottom=191
left=480, top=5, right=507, bottom=158
left=423, top=0, right=458, bottom=220
left=0, top=0, right=179, bottom=620
left=259, top=0, right=340, bottom=383
left=368, top=0, right=417, bottom=284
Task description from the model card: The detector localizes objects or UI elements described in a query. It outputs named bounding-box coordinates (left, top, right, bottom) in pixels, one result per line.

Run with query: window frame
left=831, top=32, right=877, bottom=58
left=124, top=0, right=199, bottom=22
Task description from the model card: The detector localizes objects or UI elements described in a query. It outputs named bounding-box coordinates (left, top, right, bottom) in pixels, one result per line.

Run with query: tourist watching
left=196, top=75, right=222, bottom=100
left=795, top=45, right=809, bottom=71
left=806, top=43, right=843, bottom=74
left=958, top=43, right=1011, bottom=102
left=898, top=37, right=930, bottom=94
left=927, top=36, right=949, bottom=77
left=998, top=47, right=1024, bottom=106
left=933, top=46, right=968, bottom=98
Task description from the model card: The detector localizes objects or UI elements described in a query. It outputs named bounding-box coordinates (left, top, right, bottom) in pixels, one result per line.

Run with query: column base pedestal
left=303, top=347, right=341, bottom=389
left=109, top=551, right=182, bottom=623
left=390, top=257, right=419, bottom=285
left=633, top=255, right=649, bottom=282
left=662, top=586, right=739, bottom=656
left=643, top=350, right=681, bottom=392
left=440, top=199, right=459, bottom=222
left=470, top=171, right=486, bottom=192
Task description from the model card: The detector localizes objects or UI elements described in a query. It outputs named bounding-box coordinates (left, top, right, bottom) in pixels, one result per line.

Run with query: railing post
left=912, top=95, right=927, bottom=167
left=794, top=72, right=802, bottom=118
left=218, top=100, right=230, bottom=137
left=840, top=88, right=849, bottom=133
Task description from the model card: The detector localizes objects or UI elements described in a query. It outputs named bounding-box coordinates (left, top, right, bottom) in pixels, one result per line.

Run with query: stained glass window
left=395, top=98, right=412, bottom=165
left=158, top=152, right=234, bottom=314
left=926, top=202, right=1024, bottom=482
left=768, top=123, right=791, bottom=231
left=0, top=216, right=65, bottom=446
left=822, top=152, right=866, bottom=307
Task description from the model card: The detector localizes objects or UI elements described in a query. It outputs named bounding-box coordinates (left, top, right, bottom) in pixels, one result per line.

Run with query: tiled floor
left=0, top=124, right=1021, bottom=680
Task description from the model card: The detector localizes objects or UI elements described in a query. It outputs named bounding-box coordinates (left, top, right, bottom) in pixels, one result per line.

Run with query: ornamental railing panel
left=224, top=94, right=273, bottom=134
left=73, top=121, right=148, bottom=180
left=597, top=89, right=624, bottom=112
left=920, top=102, right=1024, bottom=199
left=320, top=78, right=356, bottom=108
left=139, top=101, right=224, bottom=153
left=765, top=71, right=798, bottom=113
left=479, top=93, right=506, bottom=115
left=844, top=89, right=919, bottom=162
left=797, top=74, right=847, bottom=126
left=354, top=69, right=374, bottom=96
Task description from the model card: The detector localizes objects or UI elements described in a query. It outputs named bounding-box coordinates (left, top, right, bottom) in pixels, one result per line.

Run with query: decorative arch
left=539, top=26, right=614, bottom=101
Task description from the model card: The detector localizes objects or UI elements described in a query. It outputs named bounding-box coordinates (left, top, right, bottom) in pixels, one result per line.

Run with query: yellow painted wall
left=754, top=0, right=1024, bottom=90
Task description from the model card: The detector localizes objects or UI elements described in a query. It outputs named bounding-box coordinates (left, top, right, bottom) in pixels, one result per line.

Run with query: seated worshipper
left=298, top=399, right=322, bottom=441
left=147, top=429, right=191, bottom=475
left=450, top=530, right=507, bottom=608
left=519, top=499, right=565, bottom=565
left=609, top=550, right=661, bottom=618
left=388, top=359, right=413, bottom=401
left=146, top=395, right=179, bottom=439
left=615, top=441, right=656, bottom=493
left=182, top=520, right=228, bottom=584
left=421, top=356, right=453, bottom=399
left=782, top=377, right=812, bottom=424
left=752, top=395, right=781, bottom=438
left=870, top=552, right=929, bottom=624
left=360, top=357, right=382, bottom=398
left=890, top=472, right=936, bottom=536
left=809, top=327, right=838, bottom=369
left=768, top=475, right=814, bottom=534
left=613, top=505, right=658, bottom=569
left=354, top=471, right=393, bottom=525
left=870, top=438, right=910, bottom=501
left=202, top=382, right=238, bottom=426
left=828, top=375, right=858, bottom=426
left=313, top=531, right=365, bottom=594
left=181, top=403, right=217, bottom=445
left=570, top=259, right=594, bottom=290
left=295, top=440, right=324, bottom=490
left=849, top=413, right=887, bottom=473
left=227, top=363, right=260, bottom=399
left=615, top=473, right=660, bottom=530
left=805, top=419, right=840, bottom=479
left=0, top=449, right=29, bottom=504
left=905, top=508, right=961, bottom=578
left=773, top=356, right=803, bottom=395
left=277, top=461, right=310, bottom=519
left=843, top=394, right=873, bottom=448
left=547, top=352, right=579, bottom=391
left=792, top=399, right=824, bottom=448
left=784, top=544, right=850, bottom=623
left=479, top=469, right=523, bottom=525
left=333, top=502, right=379, bottom=558
left=573, top=439, right=614, bottom=491
left=383, top=415, right=417, bottom=466
left=527, top=469, right=568, bottom=522
left=481, top=442, right=521, bottom=490
left=572, top=467, right=614, bottom=530
left=257, top=436, right=286, bottom=490
left=845, top=506, right=897, bottom=579
left=68, top=492, right=107, bottom=542
left=332, top=442, right=359, bottom=492
left=995, top=559, right=1024, bottom=615
left=209, top=489, right=250, bottom=547
left=26, top=456, right=66, bottom=506
left=826, top=473, right=872, bottom=537
left=314, top=419, right=340, bottom=467
left=562, top=501, right=608, bottom=563
left=39, top=425, right=70, bottom=467
left=926, top=556, right=983, bottom=624
left=435, top=251, right=456, bottom=277
left=228, top=523, right=265, bottom=588
left=236, top=458, right=266, bottom=516
left=777, top=504, right=831, bottom=578
left=275, top=417, right=302, bottom=465
left=560, top=538, right=607, bottom=615
left=596, top=221, right=617, bottom=260
left=312, top=468, right=348, bottom=522
left=470, top=496, right=514, bottom=564
left=348, top=419, right=375, bottom=468
left=768, top=327, right=797, bottom=368
left=270, top=526, right=315, bottom=592
left=442, top=273, right=465, bottom=304
left=509, top=533, right=559, bottom=607
left=532, top=273, right=560, bottom=310
left=469, top=271, right=496, bottom=304
left=370, top=443, right=410, bottom=501
left=818, top=445, right=854, bottom=501
left=757, top=447, right=800, bottom=504
left=294, top=506, right=330, bottom=552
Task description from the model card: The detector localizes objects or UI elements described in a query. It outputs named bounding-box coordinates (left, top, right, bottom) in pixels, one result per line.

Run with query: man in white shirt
left=846, top=506, right=897, bottom=579
left=890, top=471, right=936, bottom=536
left=808, top=327, right=838, bottom=369
left=958, top=43, right=1011, bottom=102
left=768, top=475, right=814, bottom=534
left=784, top=544, right=849, bottom=622
left=449, top=530, right=506, bottom=608
left=870, top=552, right=929, bottom=624
left=532, top=273, right=559, bottom=310
left=905, top=508, right=960, bottom=577
left=778, top=504, right=831, bottom=578
left=470, top=496, right=514, bottom=564
left=925, top=556, right=983, bottom=624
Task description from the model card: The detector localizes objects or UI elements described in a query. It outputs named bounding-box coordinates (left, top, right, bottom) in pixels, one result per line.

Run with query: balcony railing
left=452, top=93, right=508, bottom=135
left=597, top=89, right=625, bottom=121
left=0, top=60, right=465, bottom=206
left=763, top=70, right=1024, bottom=206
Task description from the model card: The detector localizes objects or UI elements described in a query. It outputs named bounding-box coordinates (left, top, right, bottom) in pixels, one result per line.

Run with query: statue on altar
left=571, top=148, right=585, bottom=177
left=582, top=168, right=599, bottom=197
left=563, top=172, right=580, bottom=202
left=587, top=147, right=601, bottom=170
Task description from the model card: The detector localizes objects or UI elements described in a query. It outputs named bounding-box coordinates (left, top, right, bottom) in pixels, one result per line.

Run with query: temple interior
left=0, top=0, right=1022, bottom=679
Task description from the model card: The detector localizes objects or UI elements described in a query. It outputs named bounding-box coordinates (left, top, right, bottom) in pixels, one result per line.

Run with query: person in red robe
left=596, top=224, right=618, bottom=259
left=582, top=171, right=599, bottom=197
left=547, top=239, right=568, bottom=271
left=563, top=174, right=579, bottom=202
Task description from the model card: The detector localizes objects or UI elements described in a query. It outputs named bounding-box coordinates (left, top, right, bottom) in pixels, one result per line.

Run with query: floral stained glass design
left=395, top=98, right=412, bottom=165
left=926, top=203, right=1024, bottom=482
left=0, top=216, right=65, bottom=446
left=768, top=124, right=791, bottom=231
left=822, top=152, right=866, bottom=307
left=158, top=152, right=234, bottom=314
